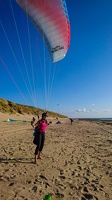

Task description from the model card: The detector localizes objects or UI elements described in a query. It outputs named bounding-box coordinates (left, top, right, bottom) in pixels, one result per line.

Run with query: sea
left=74, top=118, right=112, bottom=121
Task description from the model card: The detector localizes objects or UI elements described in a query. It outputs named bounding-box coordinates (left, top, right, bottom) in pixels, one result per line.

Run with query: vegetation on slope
left=0, top=98, right=67, bottom=118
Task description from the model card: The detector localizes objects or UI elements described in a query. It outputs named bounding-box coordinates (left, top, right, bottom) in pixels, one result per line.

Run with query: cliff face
left=0, top=98, right=66, bottom=118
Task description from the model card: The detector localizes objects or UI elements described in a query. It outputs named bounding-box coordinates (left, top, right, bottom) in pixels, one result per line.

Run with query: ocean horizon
left=73, top=118, right=112, bottom=121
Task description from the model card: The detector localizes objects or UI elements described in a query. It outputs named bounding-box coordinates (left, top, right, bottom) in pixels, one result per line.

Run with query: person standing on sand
left=31, top=117, right=35, bottom=128
left=69, top=118, right=73, bottom=124
left=33, top=112, right=49, bottom=164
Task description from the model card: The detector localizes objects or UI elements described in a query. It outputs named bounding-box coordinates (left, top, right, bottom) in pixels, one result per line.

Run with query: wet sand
left=0, top=114, right=112, bottom=200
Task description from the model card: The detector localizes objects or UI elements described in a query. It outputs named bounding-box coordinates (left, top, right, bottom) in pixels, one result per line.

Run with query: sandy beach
left=0, top=113, right=112, bottom=200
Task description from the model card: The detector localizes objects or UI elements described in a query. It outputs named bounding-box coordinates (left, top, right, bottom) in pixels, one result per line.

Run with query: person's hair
left=42, top=112, right=47, bottom=117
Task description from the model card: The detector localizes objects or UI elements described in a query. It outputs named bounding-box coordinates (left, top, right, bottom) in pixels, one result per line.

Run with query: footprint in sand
left=81, top=186, right=88, bottom=193
left=59, top=169, right=64, bottom=175
left=91, top=184, right=97, bottom=191
left=55, top=190, right=64, bottom=198
left=81, top=193, right=94, bottom=199
left=39, top=174, right=47, bottom=180
left=26, top=180, right=32, bottom=184
left=32, top=186, right=37, bottom=192
left=9, top=182, right=14, bottom=186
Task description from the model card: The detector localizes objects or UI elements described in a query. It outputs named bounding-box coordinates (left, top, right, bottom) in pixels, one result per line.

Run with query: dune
left=0, top=113, right=112, bottom=200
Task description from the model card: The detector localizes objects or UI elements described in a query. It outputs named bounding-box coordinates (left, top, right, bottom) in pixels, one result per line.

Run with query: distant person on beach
left=70, top=118, right=73, bottom=124
left=33, top=112, right=49, bottom=164
left=31, top=117, right=36, bottom=128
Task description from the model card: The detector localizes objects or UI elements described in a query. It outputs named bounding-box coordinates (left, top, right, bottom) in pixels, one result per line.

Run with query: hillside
left=0, top=98, right=67, bottom=118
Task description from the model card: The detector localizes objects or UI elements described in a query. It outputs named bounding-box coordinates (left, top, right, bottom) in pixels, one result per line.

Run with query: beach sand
left=0, top=113, right=112, bottom=200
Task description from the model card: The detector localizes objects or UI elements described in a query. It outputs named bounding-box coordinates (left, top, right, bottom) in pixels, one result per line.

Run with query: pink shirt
left=38, top=120, right=47, bottom=132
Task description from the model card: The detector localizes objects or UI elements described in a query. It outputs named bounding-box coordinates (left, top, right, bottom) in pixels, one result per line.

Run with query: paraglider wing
left=56, top=104, right=61, bottom=106
left=16, top=0, right=70, bottom=62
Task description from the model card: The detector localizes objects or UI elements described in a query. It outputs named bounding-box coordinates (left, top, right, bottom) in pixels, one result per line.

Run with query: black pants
left=35, top=132, right=45, bottom=155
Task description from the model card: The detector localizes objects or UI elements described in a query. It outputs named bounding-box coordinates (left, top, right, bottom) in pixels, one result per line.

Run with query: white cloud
left=103, top=110, right=110, bottom=113
left=75, top=108, right=89, bottom=113
left=74, top=108, right=99, bottom=114
left=62, top=108, right=112, bottom=118
left=89, top=109, right=97, bottom=113
left=83, top=108, right=86, bottom=112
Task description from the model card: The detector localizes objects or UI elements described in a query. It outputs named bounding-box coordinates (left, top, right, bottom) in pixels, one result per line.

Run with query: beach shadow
left=0, top=157, right=34, bottom=164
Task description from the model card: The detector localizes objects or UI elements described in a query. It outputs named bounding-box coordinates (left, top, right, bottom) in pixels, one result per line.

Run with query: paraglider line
left=0, top=56, right=28, bottom=104
left=10, top=0, right=35, bottom=106
left=0, top=19, right=34, bottom=105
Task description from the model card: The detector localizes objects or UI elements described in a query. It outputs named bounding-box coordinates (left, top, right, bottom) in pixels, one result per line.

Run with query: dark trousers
left=35, top=132, right=45, bottom=155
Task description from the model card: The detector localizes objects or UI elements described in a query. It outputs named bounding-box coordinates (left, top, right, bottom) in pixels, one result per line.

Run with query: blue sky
left=0, top=0, right=112, bottom=118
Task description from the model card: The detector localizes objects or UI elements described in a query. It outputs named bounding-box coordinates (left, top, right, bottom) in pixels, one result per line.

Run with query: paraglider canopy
left=56, top=104, right=61, bottom=107
left=16, top=0, right=70, bottom=62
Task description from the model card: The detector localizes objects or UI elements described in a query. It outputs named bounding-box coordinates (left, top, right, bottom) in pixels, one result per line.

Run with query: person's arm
left=34, top=120, right=40, bottom=128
